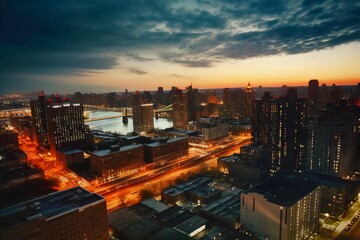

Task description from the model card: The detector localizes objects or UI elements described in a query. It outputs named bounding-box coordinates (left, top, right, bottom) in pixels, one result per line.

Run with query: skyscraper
left=307, top=79, right=320, bottom=119
left=172, top=88, right=189, bottom=129
left=252, top=89, right=308, bottom=174
left=46, top=98, right=85, bottom=156
left=132, top=91, right=154, bottom=133
left=310, top=112, right=356, bottom=178
left=30, top=91, right=48, bottom=146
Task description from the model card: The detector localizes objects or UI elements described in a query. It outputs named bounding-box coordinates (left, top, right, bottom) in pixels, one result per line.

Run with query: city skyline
left=1, top=0, right=360, bottom=94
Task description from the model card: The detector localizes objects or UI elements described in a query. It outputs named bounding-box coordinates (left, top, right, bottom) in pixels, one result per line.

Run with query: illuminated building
left=252, top=89, right=308, bottom=174
left=311, top=116, right=356, bottom=178
left=221, top=88, right=247, bottom=119
left=0, top=187, right=109, bottom=240
left=245, top=82, right=254, bottom=119
left=172, top=88, right=189, bottom=129
left=0, top=129, right=18, bottom=153
left=46, top=98, right=85, bottom=157
left=201, top=122, right=228, bottom=141
left=90, top=144, right=145, bottom=185
left=240, top=175, right=320, bottom=240
left=30, top=91, right=48, bottom=146
left=307, top=79, right=320, bottom=119
left=186, top=85, right=198, bottom=122
left=132, top=92, right=154, bottom=133
left=144, top=137, right=189, bottom=166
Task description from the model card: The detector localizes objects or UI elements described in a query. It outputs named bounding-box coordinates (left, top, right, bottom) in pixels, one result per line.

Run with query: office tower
left=252, top=89, right=308, bottom=174
left=0, top=187, right=109, bottom=240
left=308, top=79, right=320, bottom=119
left=132, top=92, right=154, bottom=133
left=311, top=113, right=356, bottom=178
left=46, top=98, right=85, bottom=156
left=30, top=91, right=48, bottom=146
left=240, top=175, right=320, bottom=240
left=222, top=88, right=247, bottom=120
left=172, top=88, right=189, bottom=129
left=244, top=82, right=254, bottom=119
left=186, top=84, right=198, bottom=121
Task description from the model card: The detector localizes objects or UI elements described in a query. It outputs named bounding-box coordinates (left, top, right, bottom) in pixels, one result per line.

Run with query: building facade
left=144, top=137, right=189, bottom=166
left=0, top=187, right=109, bottom=240
left=90, top=144, right=145, bottom=184
left=30, top=91, right=48, bottom=146
left=46, top=101, right=85, bottom=156
left=172, top=89, right=189, bottom=129
left=240, top=175, right=320, bottom=240
left=132, top=92, right=154, bottom=133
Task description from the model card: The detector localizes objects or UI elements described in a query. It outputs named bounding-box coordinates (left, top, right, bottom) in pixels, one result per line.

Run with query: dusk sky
left=1, top=0, right=359, bottom=94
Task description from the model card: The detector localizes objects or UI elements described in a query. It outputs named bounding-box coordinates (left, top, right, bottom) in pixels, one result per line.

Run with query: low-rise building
left=144, top=137, right=189, bottom=165
left=90, top=144, right=145, bottom=185
left=56, top=148, right=84, bottom=170
left=0, top=129, right=18, bottom=153
left=0, top=187, right=109, bottom=240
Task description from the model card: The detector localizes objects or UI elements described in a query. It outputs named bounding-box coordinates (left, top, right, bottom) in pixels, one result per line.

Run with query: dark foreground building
left=0, top=187, right=109, bottom=240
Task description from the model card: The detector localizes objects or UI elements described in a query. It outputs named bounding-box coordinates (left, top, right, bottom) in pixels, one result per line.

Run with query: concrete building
left=0, top=129, right=18, bottom=153
left=132, top=92, right=154, bottom=133
left=175, top=215, right=208, bottom=237
left=201, top=123, right=228, bottom=141
left=46, top=100, right=85, bottom=157
left=218, top=153, right=268, bottom=183
left=90, top=144, right=145, bottom=184
left=240, top=175, right=320, bottom=240
left=311, top=118, right=356, bottom=178
left=0, top=187, right=109, bottom=240
left=252, top=89, right=308, bottom=175
left=172, top=88, right=189, bottom=129
left=201, top=188, right=242, bottom=229
left=56, top=148, right=84, bottom=170
left=0, top=163, right=43, bottom=190
left=30, top=91, right=48, bottom=146
left=144, top=137, right=189, bottom=165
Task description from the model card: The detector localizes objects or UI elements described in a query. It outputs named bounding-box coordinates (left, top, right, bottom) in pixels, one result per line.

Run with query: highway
left=18, top=131, right=251, bottom=212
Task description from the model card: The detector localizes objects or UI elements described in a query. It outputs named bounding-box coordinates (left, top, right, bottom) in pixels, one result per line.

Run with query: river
left=86, top=110, right=173, bottom=135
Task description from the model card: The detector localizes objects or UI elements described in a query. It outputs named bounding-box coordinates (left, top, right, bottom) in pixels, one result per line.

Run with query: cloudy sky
left=1, top=0, right=359, bottom=94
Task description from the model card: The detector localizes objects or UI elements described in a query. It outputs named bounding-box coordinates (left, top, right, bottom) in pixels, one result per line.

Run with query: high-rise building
left=172, top=88, right=189, bottom=129
left=221, top=88, right=247, bottom=119
left=244, top=82, right=254, bottom=119
left=30, top=91, right=48, bottom=146
left=46, top=99, right=85, bottom=156
left=311, top=115, right=356, bottom=178
left=308, top=79, right=320, bottom=119
left=186, top=85, right=198, bottom=121
left=252, top=89, right=308, bottom=174
left=132, top=92, right=154, bottom=133
left=0, top=187, right=109, bottom=240
left=240, top=175, right=320, bottom=240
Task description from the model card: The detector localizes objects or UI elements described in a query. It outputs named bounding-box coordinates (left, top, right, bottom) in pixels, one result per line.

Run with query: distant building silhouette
left=172, top=88, right=189, bottom=129
left=30, top=91, right=48, bottom=147
left=132, top=91, right=154, bottom=133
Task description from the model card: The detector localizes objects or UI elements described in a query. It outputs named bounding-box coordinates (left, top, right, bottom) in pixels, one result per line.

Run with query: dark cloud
left=128, top=67, right=147, bottom=75
left=1, top=0, right=359, bottom=93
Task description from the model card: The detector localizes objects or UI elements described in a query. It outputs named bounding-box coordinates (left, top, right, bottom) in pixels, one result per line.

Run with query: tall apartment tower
left=245, top=82, right=254, bottom=119
left=46, top=97, right=85, bottom=156
left=172, top=88, right=189, bottom=129
left=0, top=187, right=109, bottom=240
left=310, top=115, right=357, bottom=178
left=308, top=79, right=320, bottom=119
left=132, top=92, right=154, bottom=133
left=30, top=91, right=48, bottom=146
left=252, top=89, right=308, bottom=174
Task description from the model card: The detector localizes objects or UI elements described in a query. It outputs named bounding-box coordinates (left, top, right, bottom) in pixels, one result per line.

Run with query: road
left=18, top=132, right=251, bottom=212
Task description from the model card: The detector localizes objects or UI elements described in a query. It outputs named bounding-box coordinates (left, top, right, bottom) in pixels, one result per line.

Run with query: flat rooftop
left=91, top=144, right=142, bottom=157
left=175, top=215, right=207, bottom=236
left=0, top=187, right=104, bottom=229
left=145, top=137, right=187, bottom=147
left=245, top=174, right=320, bottom=207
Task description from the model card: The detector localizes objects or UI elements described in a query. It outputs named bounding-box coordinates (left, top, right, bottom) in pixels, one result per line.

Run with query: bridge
left=85, top=114, right=123, bottom=122
left=154, top=104, right=173, bottom=118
